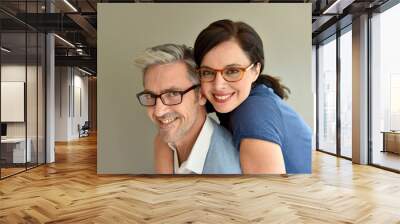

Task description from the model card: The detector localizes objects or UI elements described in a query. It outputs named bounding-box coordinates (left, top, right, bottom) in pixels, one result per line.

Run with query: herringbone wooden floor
left=1, top=134, right=400, bottom=224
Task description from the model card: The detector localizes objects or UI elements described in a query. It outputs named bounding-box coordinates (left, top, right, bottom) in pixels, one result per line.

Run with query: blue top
left=228, top=84, right=312, bottom=174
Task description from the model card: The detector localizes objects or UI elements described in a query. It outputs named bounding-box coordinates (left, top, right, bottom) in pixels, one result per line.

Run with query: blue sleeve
left=231, top=94, right=285, bottom=149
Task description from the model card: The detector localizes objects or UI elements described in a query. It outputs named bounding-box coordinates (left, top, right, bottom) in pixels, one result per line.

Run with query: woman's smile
left=212, top=92, right=235, bottom=103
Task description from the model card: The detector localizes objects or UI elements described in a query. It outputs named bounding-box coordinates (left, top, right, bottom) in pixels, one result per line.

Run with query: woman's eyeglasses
left=197, top=63, right=255, bottom=82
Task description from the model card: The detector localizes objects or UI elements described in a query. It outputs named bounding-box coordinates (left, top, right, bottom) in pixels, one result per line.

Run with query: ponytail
left=254, top=74, right=290, bottom=100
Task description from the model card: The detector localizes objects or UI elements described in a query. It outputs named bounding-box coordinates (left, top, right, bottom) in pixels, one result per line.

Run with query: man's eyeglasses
left=136, top=84, right=200, bottom=106
left=197, top=63, right=255, bottom=82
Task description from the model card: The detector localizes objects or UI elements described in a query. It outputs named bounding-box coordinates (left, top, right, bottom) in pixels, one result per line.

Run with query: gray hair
left=134, top=44, right=199, bottom=84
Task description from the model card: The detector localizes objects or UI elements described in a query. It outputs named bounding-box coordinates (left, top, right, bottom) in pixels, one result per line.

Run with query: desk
left=382, top=131, right=400, bottom=154
left=1, top=138, right=31, bottom=163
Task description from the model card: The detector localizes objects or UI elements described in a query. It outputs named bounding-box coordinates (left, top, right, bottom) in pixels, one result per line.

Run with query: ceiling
left=0, top=0, right=391, bottom=75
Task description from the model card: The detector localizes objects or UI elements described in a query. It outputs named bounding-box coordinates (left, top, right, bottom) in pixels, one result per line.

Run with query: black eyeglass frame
left=136, top=84, right=200, bottom=107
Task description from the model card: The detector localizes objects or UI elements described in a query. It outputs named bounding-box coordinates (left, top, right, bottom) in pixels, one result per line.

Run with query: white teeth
left=214, top=94, right=231, bottom=100
left=160, top=117, right=176, bottom=124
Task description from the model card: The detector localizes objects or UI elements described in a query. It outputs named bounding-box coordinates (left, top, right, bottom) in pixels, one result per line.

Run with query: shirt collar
left=168, top=116, right=214, bottom=174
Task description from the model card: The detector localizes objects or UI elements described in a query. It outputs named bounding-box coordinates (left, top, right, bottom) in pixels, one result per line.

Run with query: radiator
left=382, top=131, right=400, bottom=154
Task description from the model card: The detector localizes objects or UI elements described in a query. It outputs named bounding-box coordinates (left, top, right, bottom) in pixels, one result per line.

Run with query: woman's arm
left=154, top=135, right=174, bottom=174
left=240, top=138, right=286, bottom=174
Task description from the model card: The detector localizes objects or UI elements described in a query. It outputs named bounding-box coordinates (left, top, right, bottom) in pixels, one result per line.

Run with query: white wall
left=72, top=72, right=89, bottom=138
left=55, top=67, right=89, bottom=141
left=55, top=67, right=69, bottom=141
left=1, top=65, right=35, bottom=138
left=98, top=3, right=313, bottom=174
left=1, top=65, right=26, bottom=81
left=1, top=82, right=24, bottom=122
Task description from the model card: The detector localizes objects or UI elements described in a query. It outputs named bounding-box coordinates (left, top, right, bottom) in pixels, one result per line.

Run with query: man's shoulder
left=207, top=117, right=235, bottom=148
left=208, top=117, right=230, bottom=136
left=203, top=116, right=241, bottom=174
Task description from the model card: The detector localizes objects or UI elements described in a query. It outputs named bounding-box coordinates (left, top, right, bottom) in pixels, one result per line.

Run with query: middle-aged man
left=135, top=44, right=241, bottom=174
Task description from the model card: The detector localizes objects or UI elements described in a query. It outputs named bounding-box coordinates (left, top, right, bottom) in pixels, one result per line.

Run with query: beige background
left=97, top=3, right=312, bottom=174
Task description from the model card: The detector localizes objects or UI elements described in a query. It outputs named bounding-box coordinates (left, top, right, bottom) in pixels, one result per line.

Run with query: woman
left=155, top=19, right=312, bottom=174
left=193, top=19, right=312, bottom=174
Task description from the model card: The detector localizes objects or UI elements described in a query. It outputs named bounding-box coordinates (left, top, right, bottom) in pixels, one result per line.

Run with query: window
left=371, top=2, right=400, bottom=171
left=318, top=36, right=337, bottom=155
left=0, top=1, right=47, bottom=179
left=340, top=28, right=352, bottom=158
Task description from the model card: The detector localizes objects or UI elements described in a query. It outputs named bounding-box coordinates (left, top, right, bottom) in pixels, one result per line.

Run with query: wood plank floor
left=1, top=134, right=400, bottom=223
left=1, top=167, right=26, bottom=178
left=373, top=151, right=400, bottom=171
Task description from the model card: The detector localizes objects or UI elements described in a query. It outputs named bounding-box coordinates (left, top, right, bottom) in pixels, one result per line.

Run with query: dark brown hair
left=194, top=19, right=290, bottom=99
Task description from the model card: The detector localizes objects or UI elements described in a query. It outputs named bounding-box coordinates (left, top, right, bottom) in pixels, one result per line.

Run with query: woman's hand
left=154, top=134, right=174, bottom=174
left=240, top=138, right=286, bottom=174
